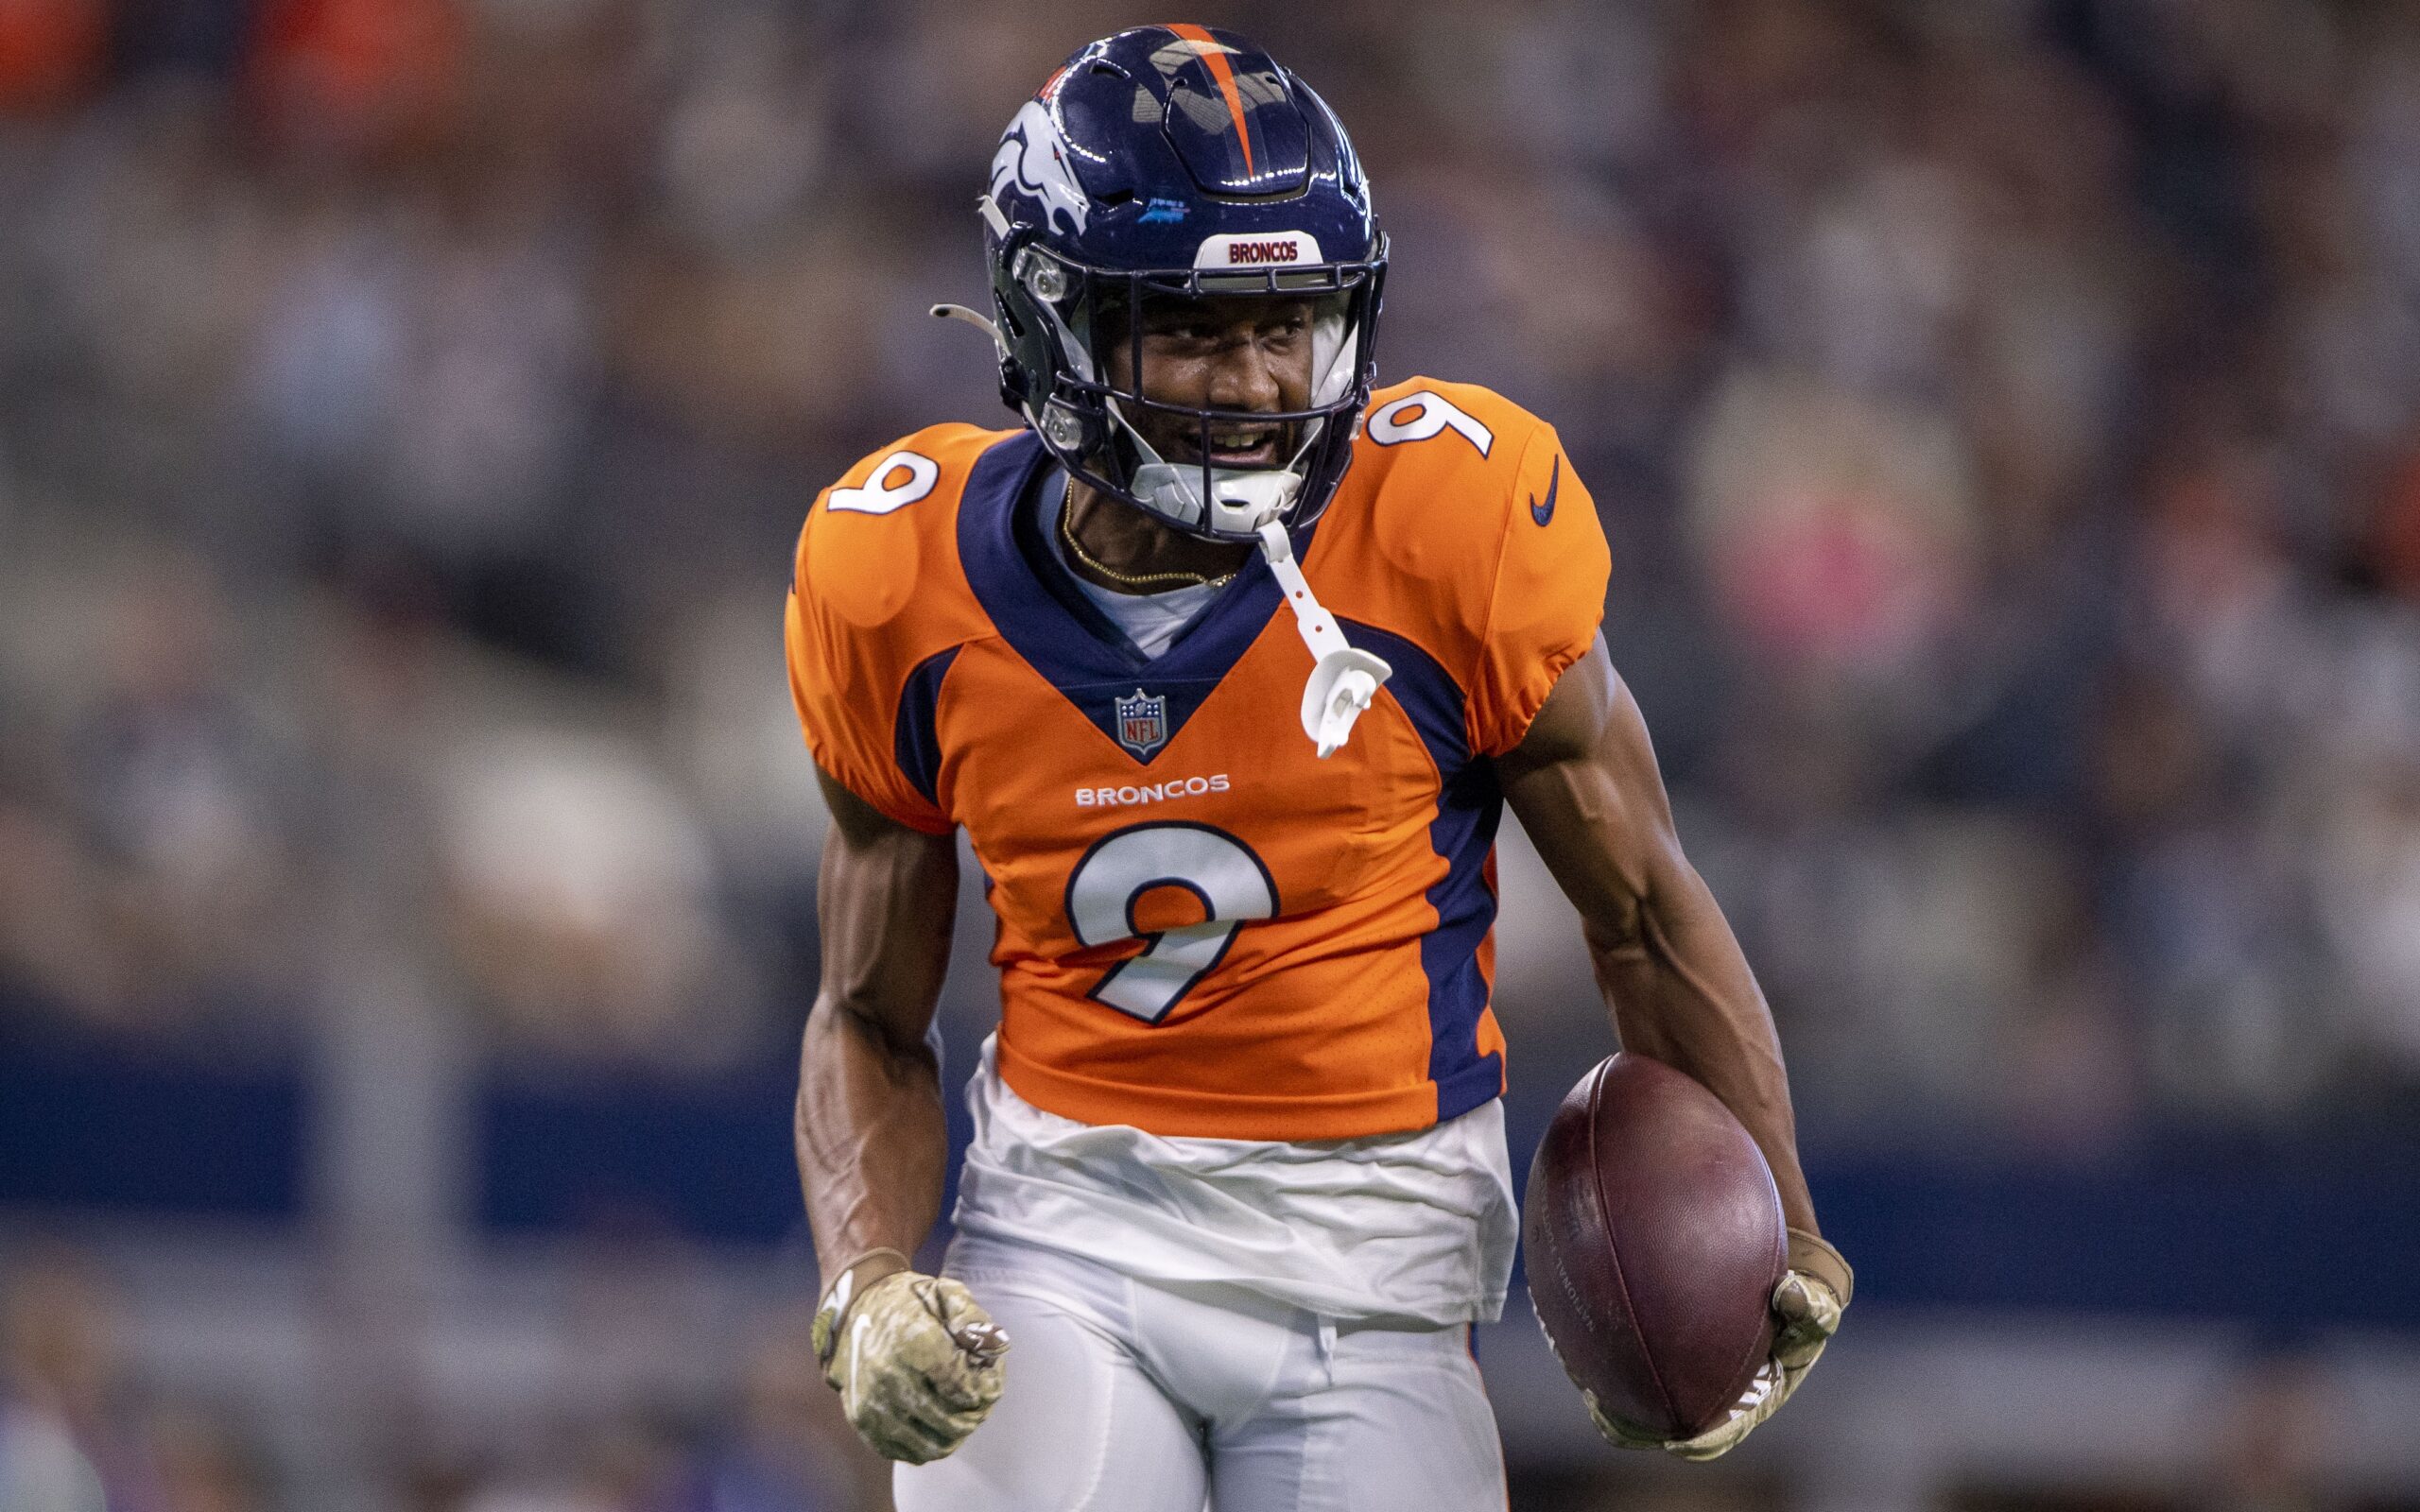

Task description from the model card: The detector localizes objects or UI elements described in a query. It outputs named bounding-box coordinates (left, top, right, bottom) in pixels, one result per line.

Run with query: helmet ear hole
left=1015, top=248, right=1071, bottom=305
left=1042, top=402, right=1088, bottom=451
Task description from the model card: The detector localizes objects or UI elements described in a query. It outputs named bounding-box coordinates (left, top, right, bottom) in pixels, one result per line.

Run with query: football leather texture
left=1522, top=1052, right=1787, bottom=1439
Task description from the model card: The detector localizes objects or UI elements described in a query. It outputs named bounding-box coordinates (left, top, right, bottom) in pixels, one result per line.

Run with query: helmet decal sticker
left=1163, top=24, right=1255, bottom=175
left=991, top=99, right=1091, bottom=237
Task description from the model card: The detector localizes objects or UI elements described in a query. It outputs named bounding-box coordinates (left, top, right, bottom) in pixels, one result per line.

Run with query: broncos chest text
left=930, top=617, right=1454, bottom=1028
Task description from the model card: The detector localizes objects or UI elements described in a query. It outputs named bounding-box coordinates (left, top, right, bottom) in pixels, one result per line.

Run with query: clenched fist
left=816, top=1258, right=1010, bottom=1464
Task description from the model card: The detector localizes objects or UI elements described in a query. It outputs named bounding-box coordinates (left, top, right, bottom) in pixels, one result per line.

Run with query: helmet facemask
left=995, top=238, right=1385, bottom=542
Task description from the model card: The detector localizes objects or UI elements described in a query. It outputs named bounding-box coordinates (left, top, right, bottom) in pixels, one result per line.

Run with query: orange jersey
left=785, top=378, right=1610, bottom=1140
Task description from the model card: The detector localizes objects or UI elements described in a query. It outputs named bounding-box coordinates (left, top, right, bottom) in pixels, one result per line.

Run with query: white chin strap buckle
left=1130, top=463, right=1303, bottom=538
left=1254, top=519, right=1392, bottom=758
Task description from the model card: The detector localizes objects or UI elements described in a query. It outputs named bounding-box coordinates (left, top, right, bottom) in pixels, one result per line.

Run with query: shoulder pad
left=1355, top=377, right=1547, bottom=490
left=793, top=423, right=1014, bottom=634
left=1317, top=379, right=1607, bottom=757
left=786, top=423, right=1015, bottom=831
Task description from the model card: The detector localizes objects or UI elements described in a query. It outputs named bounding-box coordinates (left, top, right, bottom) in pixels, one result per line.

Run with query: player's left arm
left=1497, top=635, right=1851, bottom=1458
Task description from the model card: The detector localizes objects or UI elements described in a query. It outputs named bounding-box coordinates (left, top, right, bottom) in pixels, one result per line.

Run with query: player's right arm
left=797, top=764, right=955, bottom=1300
left=784, top=428, right=1014, bottom=1464
left=797, top=765, right=1008, bottom=1464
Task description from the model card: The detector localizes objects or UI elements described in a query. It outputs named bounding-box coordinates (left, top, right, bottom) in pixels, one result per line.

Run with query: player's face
left=1103, top=294, right=1318, bottom=470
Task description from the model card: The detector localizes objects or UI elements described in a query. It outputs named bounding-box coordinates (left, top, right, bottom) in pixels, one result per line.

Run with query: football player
left=785, top=26, right=1851, bottom=1510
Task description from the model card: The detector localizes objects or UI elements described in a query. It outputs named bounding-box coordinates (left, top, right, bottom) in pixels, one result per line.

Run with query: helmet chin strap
left=1127, top=460, right=1301, bottom=534
left=927, top=320, right=1391, bottom=756
left=1249, top=508, right=1392, bottom=759
left=1113, top=421, right=1394, bottom=757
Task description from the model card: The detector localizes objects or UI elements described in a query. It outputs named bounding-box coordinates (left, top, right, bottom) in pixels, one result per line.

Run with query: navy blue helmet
left=972, top=26, right=1387, bottom=541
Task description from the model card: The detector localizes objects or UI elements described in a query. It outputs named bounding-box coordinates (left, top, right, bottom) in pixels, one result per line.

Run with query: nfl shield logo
left=1115, top=688, right=1167, bottom=759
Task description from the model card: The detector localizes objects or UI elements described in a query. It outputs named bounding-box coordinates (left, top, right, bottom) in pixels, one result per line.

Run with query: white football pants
left=892, top=1234, right=1508, bottom=1512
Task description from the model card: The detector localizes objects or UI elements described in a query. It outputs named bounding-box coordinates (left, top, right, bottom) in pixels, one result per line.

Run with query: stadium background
left=2, top=0, right=2418, bottom=1506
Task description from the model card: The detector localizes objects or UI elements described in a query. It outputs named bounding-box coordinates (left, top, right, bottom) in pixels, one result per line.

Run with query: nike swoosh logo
left=1530, top=455, right=1560, bottom=525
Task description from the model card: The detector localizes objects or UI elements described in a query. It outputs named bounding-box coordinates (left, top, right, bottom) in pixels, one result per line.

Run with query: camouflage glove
left=1592, top=1229, right=1851, bottom=1462
left=812, top=1250, right=1010, bottom=1464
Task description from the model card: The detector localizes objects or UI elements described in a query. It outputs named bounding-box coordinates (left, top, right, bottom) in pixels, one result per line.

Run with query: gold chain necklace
left=1058, top=483, right=1238, bottom=592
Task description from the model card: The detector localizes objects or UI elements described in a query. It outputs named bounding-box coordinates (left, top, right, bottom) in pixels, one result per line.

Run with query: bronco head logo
left=991, top=99, right=1092, bottom=237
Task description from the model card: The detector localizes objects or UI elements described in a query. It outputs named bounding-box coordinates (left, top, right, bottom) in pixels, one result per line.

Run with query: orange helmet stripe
left=1166, top=23, right=1255, bottom=177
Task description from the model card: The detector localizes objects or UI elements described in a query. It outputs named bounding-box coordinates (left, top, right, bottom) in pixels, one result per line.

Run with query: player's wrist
left=1783, top=1228, right=1852, bottom=1308
left=811, top=1246, right=915, bottom=1371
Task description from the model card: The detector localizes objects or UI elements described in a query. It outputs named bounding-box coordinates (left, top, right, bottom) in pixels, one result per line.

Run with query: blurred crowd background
left=3, top=0, right=2419, bottom=1507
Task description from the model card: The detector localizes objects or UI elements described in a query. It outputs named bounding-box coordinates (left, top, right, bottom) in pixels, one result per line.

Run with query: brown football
left=1522, top=1052, right=1787, bottom=1440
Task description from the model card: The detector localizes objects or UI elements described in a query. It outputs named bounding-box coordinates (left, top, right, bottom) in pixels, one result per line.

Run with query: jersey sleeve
left=1466, top=421, right=1611, bottom=756
left=786, top=575, right=950, bottom=833
left=784, top=432, right=989, bottom=834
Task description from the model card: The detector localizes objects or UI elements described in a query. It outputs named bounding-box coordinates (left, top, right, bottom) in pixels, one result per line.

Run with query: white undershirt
left=956, top=1038, right=1518, bottom=1326
left=954, top=473, right=1520, bottom=1326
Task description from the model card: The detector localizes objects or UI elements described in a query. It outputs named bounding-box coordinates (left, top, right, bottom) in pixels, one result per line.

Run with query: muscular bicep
left=1495, top=636, right=1685, bottom=949
left=814, top=765, right=959, bottom=1050
left=1495, top=639, right=1817, bottom=1229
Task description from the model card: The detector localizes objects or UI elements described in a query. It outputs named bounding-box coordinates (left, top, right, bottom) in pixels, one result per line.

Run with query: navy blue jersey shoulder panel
left=893, top=644, right=962, bottom=810
left=1341, top=619, right=1466, bottom=782
left=1008, top=460, right=1151, bottom=662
